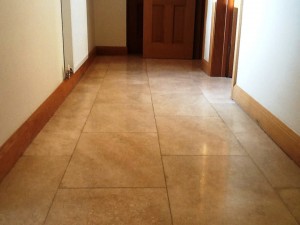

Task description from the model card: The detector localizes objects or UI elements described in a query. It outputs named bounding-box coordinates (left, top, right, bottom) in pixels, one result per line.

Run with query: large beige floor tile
left=109, top=58, right=146, bottom=72
left=44, top=188, right=172, bottom=225
left=0, top=156, right=69, bottom=225
left=105, top=70, right=148, bottom=81
left=278, top=188, right=300, bottom=224
left=24, top=130, right=79, bottom=156
left=149, top=77, right=201, bottom=94
left=152, top=93, right=217, bottom=116
left=163, top=156, right=298, bottom=225
left=54, top=92, right=96, bottom=118
left=96, top=90, right=152, bottom=104
left=213, top=103, right=262, bottom=133
left=84, top=103, right=157, bottom=132
left=43, top=114, right=86, bottom=135
left=146, top=59, right=194, bottom=72
left=96, top=79, right=151, bottom=104
left=61, top=133, right=165, bottom=188
left=156, top=116, right=246, bottom=155
left=88, top=62, right=109, bottom=73
left=235, top=131, right=300, bottom=188
left=197, top=77, right=233, bottom=103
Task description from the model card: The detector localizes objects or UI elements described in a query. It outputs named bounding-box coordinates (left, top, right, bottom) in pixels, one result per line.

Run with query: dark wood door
left=127, top=0, right=144, bottom=54
left=143, top=0, right=196, bottom=59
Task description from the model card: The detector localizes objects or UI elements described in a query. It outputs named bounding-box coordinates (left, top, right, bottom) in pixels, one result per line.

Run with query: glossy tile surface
left=152, top=93, right=217, bottom=116
left=1, top=56, right=299, bottom=225
left=44, top=189, right=172, bottom=225
left=62, top=133, right=165, bottom=188
left=156, top=116, right=246, bottom=155
left=235, top=130, right=300, bottom=188
left=163, top=156, right=298, bottom=225
left=84, top=103, right=157, bottom=132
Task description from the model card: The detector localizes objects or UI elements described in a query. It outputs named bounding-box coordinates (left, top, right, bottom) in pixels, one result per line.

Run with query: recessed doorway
left=127, top=0, right=144, bottom=55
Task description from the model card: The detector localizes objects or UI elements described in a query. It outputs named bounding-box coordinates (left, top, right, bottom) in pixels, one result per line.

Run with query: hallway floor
left=1, top=56, right=300, bottom=225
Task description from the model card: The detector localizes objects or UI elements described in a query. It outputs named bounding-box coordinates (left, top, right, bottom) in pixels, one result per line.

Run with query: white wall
left=236, top=0, right=300, bottom=135
left=203, top=0, right=214, bottom=62
left=71, top=0, right=89, bottom=71
left=0, top=0, right=64, bottom=146
left=62, top=0, right=89, bottom=72
left=93, top=0, right=127, bottom=47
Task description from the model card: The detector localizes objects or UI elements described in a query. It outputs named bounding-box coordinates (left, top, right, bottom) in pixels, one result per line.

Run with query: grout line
left=42, top=60, right=108, bottom=225
left=59, top=186, right=167, bottom=190
left=145, top=59, right=174, bottom=225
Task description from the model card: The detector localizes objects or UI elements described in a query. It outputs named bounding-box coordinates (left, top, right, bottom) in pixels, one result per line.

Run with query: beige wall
left=0, top=0, right=95, bottom=147
left=93, top=0, right=127, bottom=47
left=236, top=0, right=300, bottom=135
left=0, top=0, right=64, bottom=146
left=87, top=0, right=96, bottom=52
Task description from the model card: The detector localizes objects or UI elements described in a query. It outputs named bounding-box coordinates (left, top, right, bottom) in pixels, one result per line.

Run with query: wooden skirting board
left=0, top=48, right=97, bottom=182
left=200, top=59, right=211, bottom=75
left=96, top=46, right=128, bottom=55
left=232, top=85, right=300, bottom=166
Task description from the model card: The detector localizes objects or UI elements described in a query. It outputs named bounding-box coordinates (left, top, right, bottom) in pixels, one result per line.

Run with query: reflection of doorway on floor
left=127, top=0, right=143, bottom=55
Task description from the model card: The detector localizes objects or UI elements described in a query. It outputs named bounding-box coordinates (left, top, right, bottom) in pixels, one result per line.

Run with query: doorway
left=127, top=0, right=144, bottom=55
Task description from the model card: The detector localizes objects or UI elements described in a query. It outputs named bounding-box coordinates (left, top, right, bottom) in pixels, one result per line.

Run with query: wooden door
left=143, top=0, right=196, bottom=59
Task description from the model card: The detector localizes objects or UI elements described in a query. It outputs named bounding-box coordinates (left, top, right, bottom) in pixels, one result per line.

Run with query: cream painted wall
left=0, top=0, right=64, bottom=146
left=236, top=0, right=300, bottom=134
left=93, top=0, right=127, bottom=47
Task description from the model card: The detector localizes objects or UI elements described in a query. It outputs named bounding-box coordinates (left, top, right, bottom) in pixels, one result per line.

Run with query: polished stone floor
left=0, top=56, right=300, bottom=225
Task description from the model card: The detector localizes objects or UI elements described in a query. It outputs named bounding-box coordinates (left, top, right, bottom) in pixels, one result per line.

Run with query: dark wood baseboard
left=232, top=85, right=300, bottom=167
left=0, top=48, right=96, bottom=182
left=96, top=46, right=128, bottom=55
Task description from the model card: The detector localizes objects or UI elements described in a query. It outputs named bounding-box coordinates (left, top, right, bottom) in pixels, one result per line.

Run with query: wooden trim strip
left=200, top=59, right=211, bottom=75
left=0, top=48, right=97, bottom=182
left=96, top=46, right=128, bottom=55
left=232, top=85, right=300, bottom=166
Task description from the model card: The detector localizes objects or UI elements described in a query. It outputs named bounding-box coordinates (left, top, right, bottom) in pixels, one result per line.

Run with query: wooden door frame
left=210, top=0, right=234, bottom=77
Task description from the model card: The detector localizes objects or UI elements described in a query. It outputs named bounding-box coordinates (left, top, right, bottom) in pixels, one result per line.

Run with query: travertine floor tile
left=43, top=114, right=86, bottom=135
left=156, top=116, right=246, bottom=155
left=278, top=188, right=300, bottom=224
left=62, top=133, right=165, bottom=187
left=152, top=93, right=217, bottom=116
left=235, top=131, right=300, bottom=188
left=213, top=103, right=262, bottom=133
left=24, top=130, right=79, bottom=156
left=0, top=156, right=69, bottom=225
left=105, top=70, right=148, bottom=81
left=163, top=156, right=298, bottom=225
left=44, top=189, right=172, bottom=225
left=197, top=77, right=233, bottom=103
left=54, top=92, right=96, bottom=118
left=2, top=56, right=299, bottom=225
left=96, top=79, right=151, bottom=104
left=150, top=77, right=202, bottom=94
left=84, top=103, right=156, bottom=132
